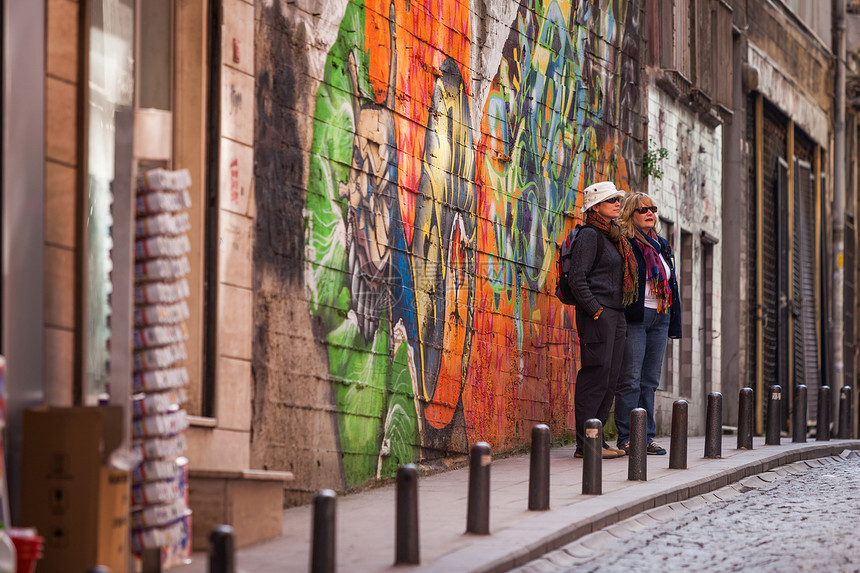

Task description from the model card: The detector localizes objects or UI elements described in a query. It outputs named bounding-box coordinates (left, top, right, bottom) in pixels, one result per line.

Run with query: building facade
left=721, top=0, right=838, bottom=437
left=3, top=0, right=860, bottom=558
left=643, top=0, right=729, bottom=435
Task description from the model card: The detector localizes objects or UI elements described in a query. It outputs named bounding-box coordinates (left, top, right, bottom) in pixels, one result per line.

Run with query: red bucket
left=9, top=528, right=43, bottom=573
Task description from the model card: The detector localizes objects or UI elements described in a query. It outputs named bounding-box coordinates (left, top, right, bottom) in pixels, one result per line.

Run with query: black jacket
left=567, top=226, right=625, bottom=315
left=624, top=235, right=682, bottom=339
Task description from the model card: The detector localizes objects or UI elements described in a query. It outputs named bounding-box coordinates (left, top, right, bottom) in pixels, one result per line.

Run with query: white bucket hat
left=580, top=181, right=625, bottom=213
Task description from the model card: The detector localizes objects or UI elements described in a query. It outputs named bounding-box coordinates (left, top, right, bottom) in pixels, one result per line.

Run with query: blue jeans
left=615, top=308, right=670, bottom=446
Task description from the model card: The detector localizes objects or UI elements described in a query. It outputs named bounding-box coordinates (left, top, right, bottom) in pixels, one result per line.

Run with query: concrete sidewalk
left=173, top=436, right=860, bottom=573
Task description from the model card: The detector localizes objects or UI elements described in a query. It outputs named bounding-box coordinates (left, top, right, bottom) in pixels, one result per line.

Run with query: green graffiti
left=306, top=0, right=420, bottom=487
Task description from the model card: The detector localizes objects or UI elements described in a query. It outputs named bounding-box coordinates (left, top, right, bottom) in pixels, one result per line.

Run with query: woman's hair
left=618, top=192, right=659, bottom=238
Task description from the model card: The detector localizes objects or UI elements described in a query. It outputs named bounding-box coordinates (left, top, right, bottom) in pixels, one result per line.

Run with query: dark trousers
left=574, top=307, right=627, bottom=449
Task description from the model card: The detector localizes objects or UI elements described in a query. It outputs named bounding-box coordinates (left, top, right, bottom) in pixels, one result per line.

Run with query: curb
left=418, top=440, right=860, bottom=573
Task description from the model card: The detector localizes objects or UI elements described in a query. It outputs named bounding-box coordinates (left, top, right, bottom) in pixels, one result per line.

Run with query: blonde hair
left=619, top=192, right=659, bottom=238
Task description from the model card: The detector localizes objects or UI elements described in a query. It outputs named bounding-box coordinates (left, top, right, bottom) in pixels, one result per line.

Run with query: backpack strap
left=579, top=224, right=605, bottom=271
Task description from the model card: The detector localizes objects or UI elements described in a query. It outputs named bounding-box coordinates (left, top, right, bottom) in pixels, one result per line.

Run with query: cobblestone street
left=517, top=455, right=860, bottom=573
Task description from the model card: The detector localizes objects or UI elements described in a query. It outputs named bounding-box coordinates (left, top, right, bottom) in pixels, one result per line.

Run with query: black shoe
left=647, top=441, right=667, bottom=455
left=617, top=442, right=630, bottom=455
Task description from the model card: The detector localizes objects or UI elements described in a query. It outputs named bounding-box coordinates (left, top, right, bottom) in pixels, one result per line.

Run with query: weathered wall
left=253, top=0, right=350, bottom=502
left=746, top=0, right=832, bottom=125
left=254, top=0, right=645, bottom=496
left=647, top=84, right=723, bottom=435
left=720, top=28, right=751, bottom=427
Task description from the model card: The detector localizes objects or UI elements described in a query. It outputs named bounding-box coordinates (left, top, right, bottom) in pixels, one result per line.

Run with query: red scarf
left=634, top=227, right=672, bottom=313
left=585, top=212, right=638, bottom=306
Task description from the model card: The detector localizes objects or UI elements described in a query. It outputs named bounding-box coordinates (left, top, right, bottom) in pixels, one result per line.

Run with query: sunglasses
left=602, top=196, right=621, bottom=204
left=634, top=205, right=658, bottom=214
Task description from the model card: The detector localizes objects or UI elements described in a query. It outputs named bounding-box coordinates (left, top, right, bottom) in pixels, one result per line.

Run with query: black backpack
left=555, top=224, right=603, bottom=305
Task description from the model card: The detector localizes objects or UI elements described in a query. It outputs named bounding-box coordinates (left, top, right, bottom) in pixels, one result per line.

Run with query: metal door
left=776, top=157, right=790, bottom=430
left=793, top=159, right=821, bottom=424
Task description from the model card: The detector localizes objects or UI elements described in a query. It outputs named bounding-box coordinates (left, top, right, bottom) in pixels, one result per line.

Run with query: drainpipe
left=833, top=0, right=846, bottom=392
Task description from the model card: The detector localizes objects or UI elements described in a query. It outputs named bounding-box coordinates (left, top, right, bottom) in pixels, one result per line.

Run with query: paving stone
left=679, top=496, right=707, bottom=510
left=630, top=512, right=662, bottom=529
left=645, top=505, right=676, bottom=521
left=579, top=531, right=618, bottom=552
left=712, top=486, right=743, bottom=501
left=562, top=542, right=595, bottom=559
left=544, top=549, right=578, bottom=567
left=522, top=558, right=558, bottom=573
left=616, top=517, right=650, bottom=532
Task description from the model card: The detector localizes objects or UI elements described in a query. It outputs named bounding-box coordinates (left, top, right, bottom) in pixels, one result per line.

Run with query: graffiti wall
left=259, top=0, right=643, bottom=491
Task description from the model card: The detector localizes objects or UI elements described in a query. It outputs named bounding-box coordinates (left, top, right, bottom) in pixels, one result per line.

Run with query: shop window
left=141, top=0, right=216, bottom=417
left=82, top=0, right=215, bottom=417
left=83, top=0, right=136, bottom=403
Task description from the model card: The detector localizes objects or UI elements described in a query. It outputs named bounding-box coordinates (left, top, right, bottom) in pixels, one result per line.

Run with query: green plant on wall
left=643, top=137, right=669, bottom=180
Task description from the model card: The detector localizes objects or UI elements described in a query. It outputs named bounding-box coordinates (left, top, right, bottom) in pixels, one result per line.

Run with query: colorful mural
left=305, top=0, right=642, bottom=487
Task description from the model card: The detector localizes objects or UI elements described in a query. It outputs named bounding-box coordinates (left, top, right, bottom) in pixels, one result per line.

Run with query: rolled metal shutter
left=794, top=131, right=821, bottom=423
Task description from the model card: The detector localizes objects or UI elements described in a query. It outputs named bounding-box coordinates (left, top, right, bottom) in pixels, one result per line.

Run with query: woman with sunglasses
left=614, top=193, right=681, bottom=456
left=567, top=181, right=639, bottom=459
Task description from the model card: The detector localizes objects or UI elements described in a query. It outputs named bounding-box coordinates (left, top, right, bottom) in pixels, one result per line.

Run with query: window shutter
left=694, top=0, right=713, bottom=100
left=675, top=0, right=691, bottom=80
left=657, top=0, right=675, bottom=69
left=715, top=0, right=734, bottom=111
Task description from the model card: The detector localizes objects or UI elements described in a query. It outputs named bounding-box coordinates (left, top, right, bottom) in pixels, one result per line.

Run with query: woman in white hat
left=568, top=181, right=638, bottom=459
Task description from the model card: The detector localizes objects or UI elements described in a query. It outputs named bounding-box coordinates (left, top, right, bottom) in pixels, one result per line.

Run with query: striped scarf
left=634, top=227, right=672, bottom=313
left=585, top=212, right=639, bottom=306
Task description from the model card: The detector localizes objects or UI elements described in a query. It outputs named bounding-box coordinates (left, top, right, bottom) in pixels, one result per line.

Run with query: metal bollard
left=737, top=387, right=754, bottom=450
left=528, top=424, right=551, bottom=511
left=628, top=408, right=647, bottom=481
left=311, top=490, right=336, bottom=573
left=766, top=385, right=782, bottom=445
left=669, top=400, right=688, bottom=469
left=395, top=464, right=420, bottom=565
left=466, top=442, right=491, bottom=534
left=582, top=419, right=603, bottom=495
left=704, top=392, right=723, bottom=458
left=793, top=384, right=807, bottom=443
left=817, top=385, right=831, bottom=441
left=839, top=386, right=853, bottom=439
left=208, top=525, right=235, bottom=573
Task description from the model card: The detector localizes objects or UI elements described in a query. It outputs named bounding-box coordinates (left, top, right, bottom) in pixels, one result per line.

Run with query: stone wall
left=253, top=0, right=647, bottom=500
left=646, top=84, right=723, bottom=435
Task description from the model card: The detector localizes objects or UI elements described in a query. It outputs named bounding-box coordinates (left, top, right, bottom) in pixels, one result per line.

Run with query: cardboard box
left=21, top=407, right=129, bottom=573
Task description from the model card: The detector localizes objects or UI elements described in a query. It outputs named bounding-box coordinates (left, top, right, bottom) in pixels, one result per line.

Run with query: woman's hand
left=592, top=307, right=603, bottom=320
